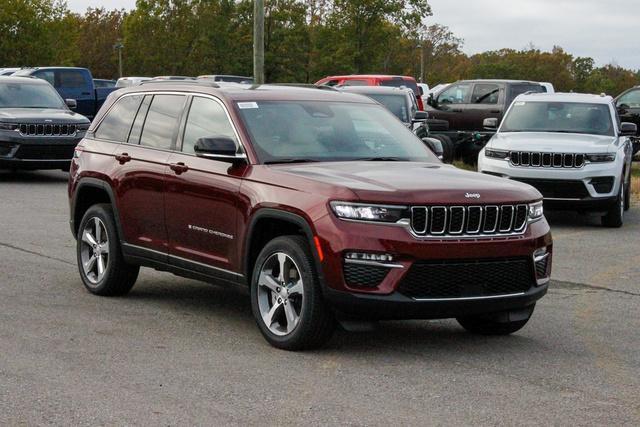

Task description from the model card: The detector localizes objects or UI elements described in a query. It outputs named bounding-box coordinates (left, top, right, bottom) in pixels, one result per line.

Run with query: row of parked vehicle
left=0, top=66, right=637, bottom=350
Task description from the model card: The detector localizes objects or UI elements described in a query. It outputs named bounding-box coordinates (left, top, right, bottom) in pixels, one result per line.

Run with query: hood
left=0, top=108, right=89, bottom=123
left=488, top=132, right=616, bottom=153
left=270, top=161, right=541, bottom=205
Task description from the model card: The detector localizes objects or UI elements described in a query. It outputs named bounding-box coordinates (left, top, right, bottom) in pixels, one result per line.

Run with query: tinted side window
left=139, top=95, right=186, bottom=150
left=57, top=70, right=87, bottom=89
left=438, top=84, right=471, bottom=104
left=128, top=95, right=152, bottom=144
left=508, top=84, right=544, bottom=105
left=95, top=95, right=143, bottom=142
left=618, top=89, right=640, bottom=108
left=33, top=70, right=55, bottom=86
left=182, top=97, right=237, bottom=154
left=471, top=84, right=500, bottom=104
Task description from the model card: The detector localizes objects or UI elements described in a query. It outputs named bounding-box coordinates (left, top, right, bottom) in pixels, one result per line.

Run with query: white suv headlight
left=586, top=153, right=616, bottom=163
left=484, top=149, right=509, bottom=159
left=330, top=202, right=407, bottom=223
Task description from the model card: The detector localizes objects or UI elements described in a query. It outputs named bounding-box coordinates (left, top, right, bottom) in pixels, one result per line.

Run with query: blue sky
left=67, top=0, right=640, bottom=70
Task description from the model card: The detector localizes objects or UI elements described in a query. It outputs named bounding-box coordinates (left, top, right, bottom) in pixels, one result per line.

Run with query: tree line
left=1, top=0, right=638, bottom=95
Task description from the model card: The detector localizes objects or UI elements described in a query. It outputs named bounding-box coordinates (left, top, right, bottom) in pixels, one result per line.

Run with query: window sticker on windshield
left=514, top=101, right=526, bottom=106
left=238, top=102, right=258, bottom=109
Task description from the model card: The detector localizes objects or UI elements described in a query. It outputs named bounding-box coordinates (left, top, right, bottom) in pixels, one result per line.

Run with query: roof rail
left=140, top=79, right=220, bottom=88
left=269, top=83, right=339, bottom=91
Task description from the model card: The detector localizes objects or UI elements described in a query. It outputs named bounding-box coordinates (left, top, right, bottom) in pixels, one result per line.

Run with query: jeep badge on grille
left=465, top=193, right=481, bottom=199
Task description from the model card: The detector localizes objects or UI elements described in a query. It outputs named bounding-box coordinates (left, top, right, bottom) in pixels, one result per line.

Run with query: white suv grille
left=510, top=151, right=585, bottom=168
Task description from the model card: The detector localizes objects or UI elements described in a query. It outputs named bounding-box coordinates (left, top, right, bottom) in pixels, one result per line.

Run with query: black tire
left=457, top=305, right=535, bottom=335
left=76, top=204, right=139, bottom=296
left=432, top=134, right=454, bottom=163
left=624, top=174, right=631, bottom=211
left=250, top=235, right=335, bottom=350
left=601, top=180, right=625, bottom=228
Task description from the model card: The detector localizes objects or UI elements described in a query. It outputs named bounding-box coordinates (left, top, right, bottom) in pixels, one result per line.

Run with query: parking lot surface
left=1, top=170, right=639, bottom=425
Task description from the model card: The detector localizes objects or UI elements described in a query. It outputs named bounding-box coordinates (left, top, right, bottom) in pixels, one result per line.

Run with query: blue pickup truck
left=12, top=67, right=118, bottom=119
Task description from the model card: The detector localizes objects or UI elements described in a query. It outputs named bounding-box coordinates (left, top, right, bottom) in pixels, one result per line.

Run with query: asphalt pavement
left=1, top=170, right=639, bottom=425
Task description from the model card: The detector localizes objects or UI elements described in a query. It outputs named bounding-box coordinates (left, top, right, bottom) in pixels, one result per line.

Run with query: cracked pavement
left=1, top=170, right=639, bottom=425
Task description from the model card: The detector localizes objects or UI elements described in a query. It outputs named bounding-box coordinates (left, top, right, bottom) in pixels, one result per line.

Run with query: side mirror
left=418, top=86, right=424, bottom=96
left=413, top=111, right=428, bottom=121
left=65, top=99, right=77, bottom=110
left=620, top=122, right=637, bottom=136
left=194, top=136, right=246, bottom=162
left=421, top=137, right=444, bottom=160
left=483, top=117, right=498, bottom=130
left=427, top=93, right=435, bottom=107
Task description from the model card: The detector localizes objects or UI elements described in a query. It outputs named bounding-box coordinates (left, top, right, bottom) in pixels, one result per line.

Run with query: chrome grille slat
left=16, top=122, right=78, bottom=137
left=410, top=204, right=528, bottom=238
left=510, top=151, right=584, bottom=168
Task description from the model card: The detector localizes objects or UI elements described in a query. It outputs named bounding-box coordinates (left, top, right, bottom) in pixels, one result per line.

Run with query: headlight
left=0, top=123, right=18, bottom=131
left=586, top=153, right=615, bottom=162
left=330, top=201, right=407, bottom=223
left=528, top=201, right=544, bottom=221
left=484, top=149, right=509, bottom=159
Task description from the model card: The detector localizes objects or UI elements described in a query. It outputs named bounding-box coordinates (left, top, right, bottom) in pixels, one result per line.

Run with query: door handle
left=115, top=153, right=131, bottom=164
left=169, top=162, right=189, bottom=174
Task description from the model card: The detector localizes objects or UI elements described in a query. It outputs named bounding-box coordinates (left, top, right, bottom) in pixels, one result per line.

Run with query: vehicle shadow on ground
left=0, top=170, right=69, bottom=183
left=127, top=277, right=540, bottom=355
left=544, top=209, right=603, bottom=227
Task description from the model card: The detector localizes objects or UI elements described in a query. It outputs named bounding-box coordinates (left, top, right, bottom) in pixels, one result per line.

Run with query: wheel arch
left=243, top=208, right=325, bottom=288
left=71, top=178, right=123, bottom=240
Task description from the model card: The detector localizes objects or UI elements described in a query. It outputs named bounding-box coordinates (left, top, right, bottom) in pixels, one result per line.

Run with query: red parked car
left=68, top=81, right=552, bottom=350
left=316, top=74, right=425, bottom=110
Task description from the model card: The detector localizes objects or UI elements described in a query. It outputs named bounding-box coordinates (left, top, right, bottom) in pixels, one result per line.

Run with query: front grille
left=409, top=204, right=528, bottom=237
left=14, top=144, right=75, bottom=160
left=397, top=258, right=535, bottom=299
left=513, top=178, right=590, bottom=199
left=19, top=123, right=77, bottom=137
left=343, top=263, right=389, bottom=288
left=510, top=151, right=584, bottom=168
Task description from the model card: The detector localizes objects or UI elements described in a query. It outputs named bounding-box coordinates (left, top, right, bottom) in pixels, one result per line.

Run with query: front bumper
left=0, top=137, right=81, bottom=170
left=314, top=211, right=552, bottom=320
left=478, top=154, right=622, bottom=209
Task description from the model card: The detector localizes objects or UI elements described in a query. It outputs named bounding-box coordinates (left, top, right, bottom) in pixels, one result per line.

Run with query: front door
left=164, top=95, right=245, bottom=279
left=428, top=82, right=472, bottom=130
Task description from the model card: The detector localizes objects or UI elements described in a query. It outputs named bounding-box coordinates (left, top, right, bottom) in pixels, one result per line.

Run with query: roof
left=322, top=74, right=416, bottom=80
left=457, top=79, right=541, bottom=85
left=0, top=76, right=50, bottom=85
left=117, top=82, right=378, bottom=104
left=337, top=86, right=412, bottom=96
left=514, top=92, right=614, bottom=104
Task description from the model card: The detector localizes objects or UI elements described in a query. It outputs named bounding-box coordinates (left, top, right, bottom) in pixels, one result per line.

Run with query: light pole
left=253, top=0, right=265, bottom=84
left=114, top=40, right=124, bottom=78
left=417, top=40, right=424, bottom=83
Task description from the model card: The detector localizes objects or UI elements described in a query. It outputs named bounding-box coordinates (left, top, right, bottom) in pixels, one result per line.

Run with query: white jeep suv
left=478, top=92, right=637, bottom=227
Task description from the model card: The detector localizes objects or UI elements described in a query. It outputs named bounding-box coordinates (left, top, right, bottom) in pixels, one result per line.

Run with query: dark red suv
left=68, top=81, right=552, bottom=350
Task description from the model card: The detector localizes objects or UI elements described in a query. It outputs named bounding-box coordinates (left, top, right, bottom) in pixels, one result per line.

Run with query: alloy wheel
left=257, top=252, right=304, bottom=336
left=80, top=217, right=109, bottom=284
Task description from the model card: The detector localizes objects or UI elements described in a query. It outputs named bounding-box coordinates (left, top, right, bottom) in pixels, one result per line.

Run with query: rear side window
left=33, top=70, right=55, bottom=86
left=182, top=97, right=237, bottom=154
left=472, top=84, right=500, bottom=104
left=95, top=95, right=143, bottom=142
left=57, top=70, right=88, bottom=89
left=139, top=95, right=186, bottom=150
left=380, top=78, right=419, bottom=97
left=508, top=84, right=544, bottom=105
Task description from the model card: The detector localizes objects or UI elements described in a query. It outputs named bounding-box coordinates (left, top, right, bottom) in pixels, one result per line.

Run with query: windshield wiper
left=354, top=157, right=407, bottom=161
left=264, top=158, right=320, bottom=165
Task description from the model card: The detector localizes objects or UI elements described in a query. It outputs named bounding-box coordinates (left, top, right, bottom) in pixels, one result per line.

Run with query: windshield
left=366, top=94, right=410, bottom=123
left=0, top=82, right=66, bottom=109
left=501, top=101, right=614, bottom=136
left=236, top=101, right=436, bottom=164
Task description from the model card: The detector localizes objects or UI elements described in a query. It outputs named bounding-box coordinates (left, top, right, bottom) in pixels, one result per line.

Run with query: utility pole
left=417, top=40, right=424, bottom=83
left=253, top=0, right=265, bottom=84
left=114, top=40, right=124, bottom=78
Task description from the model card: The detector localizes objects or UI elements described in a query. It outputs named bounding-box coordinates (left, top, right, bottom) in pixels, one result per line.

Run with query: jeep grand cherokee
left=68, top=81, right=552, bottom=350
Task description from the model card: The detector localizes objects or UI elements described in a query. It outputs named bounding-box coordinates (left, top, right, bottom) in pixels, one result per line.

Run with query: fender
left=244, top=208, right=326, bottom=289
left=70, top=177, right=124, bottom=241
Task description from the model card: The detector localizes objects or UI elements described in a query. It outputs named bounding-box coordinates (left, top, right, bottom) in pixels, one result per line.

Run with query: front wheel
left=457, top=305, right=535, bottom=335
left=601, top=180, right=625, bottom=227
left=250, top=235, right=335, bottom=350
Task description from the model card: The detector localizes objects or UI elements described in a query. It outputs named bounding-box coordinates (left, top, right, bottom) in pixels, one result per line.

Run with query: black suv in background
left=616, top=85, right=640, bottom=155
left=425, top=79, right=544, bottom=161
left=0, top=77, right=90, bottom=171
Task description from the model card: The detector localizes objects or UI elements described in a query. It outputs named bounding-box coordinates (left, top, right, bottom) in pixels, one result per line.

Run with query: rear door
left=107, top=93, right=187, bottom=257
left=164, top=95, right=244, bottom=280
left=54, top=69, right=95, bottom=118
left=465, top=82, right=503, bottom=130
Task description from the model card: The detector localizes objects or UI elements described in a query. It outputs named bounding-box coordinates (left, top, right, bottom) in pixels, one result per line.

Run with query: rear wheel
left=77, top=204, right=139, bottom=296
left=432, top=134, right=454, bottom=163
left=601, top=180, right=625, bottom=227
left=250, top=235, right=335, bottom=350
left=457, top=305, right=535, bottom=335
